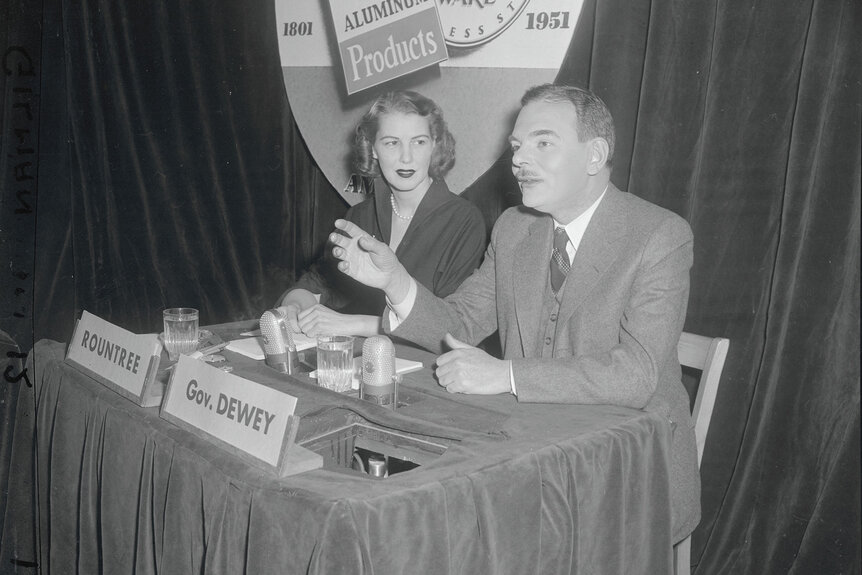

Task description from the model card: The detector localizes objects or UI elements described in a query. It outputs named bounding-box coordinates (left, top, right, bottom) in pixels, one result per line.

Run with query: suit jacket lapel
left=558, top=187, right=629, bottom=325
left=513, top=215, right=552, bottom=357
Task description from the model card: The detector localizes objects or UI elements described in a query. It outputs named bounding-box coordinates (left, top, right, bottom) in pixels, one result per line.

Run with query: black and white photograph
left=1, top=0, right=859, bottom=573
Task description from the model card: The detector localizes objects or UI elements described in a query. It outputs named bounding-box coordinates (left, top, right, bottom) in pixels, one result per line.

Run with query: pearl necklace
left=390, top=194, right=413, bottom=221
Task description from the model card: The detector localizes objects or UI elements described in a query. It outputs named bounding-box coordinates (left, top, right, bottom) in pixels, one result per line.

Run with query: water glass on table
left=316, top=335, right=355, bottom=393
left=163, top=308, right=199, bottom=361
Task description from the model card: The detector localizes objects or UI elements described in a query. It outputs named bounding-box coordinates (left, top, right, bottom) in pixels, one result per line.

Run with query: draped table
left=3, top=321, right=675, bottom=574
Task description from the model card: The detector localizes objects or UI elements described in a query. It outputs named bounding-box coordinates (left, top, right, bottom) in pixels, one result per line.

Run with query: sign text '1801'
left=284, top=21, right=313, bottom=36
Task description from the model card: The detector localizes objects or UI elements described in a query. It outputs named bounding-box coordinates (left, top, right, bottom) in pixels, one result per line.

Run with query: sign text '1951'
left=525, top=11, right=571, bottom=31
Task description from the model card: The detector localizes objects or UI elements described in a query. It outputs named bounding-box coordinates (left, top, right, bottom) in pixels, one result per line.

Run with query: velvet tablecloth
left=4, top=334, right=675, bottom=574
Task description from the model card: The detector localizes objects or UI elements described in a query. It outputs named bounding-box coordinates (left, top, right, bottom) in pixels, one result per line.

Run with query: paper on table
left=390, top=357, right=424, bottom=376
left=226, top=334, right=316, bottom=360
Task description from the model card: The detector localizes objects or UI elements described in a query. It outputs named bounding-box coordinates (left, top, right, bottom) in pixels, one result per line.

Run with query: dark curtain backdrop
left=26, top=0, right=347, bottom=343
left=2, top=0, right=858, bottom=572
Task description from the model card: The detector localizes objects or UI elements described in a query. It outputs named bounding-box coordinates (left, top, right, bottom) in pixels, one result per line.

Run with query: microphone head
left=362, top=336, right=395, bottom=387
left=274, top=306, right=297, bottom=350
left=361, top=336, right=396, bottom=408
left=260, top=309, right=285, bottom=356
left=260, top=308, right=296, bottom=372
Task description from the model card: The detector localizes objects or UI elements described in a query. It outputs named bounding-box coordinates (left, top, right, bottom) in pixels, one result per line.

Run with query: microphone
left=360, top=335, right=397, bottom=409
left=260, top=307, right=297, bottom=374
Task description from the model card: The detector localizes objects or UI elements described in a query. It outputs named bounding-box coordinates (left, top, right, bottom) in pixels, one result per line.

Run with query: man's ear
left=587, top=138, right=610, bottom=175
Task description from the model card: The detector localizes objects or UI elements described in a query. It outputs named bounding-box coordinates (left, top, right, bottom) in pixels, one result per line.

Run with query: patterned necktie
left=550, top=226, right=571, bottom=294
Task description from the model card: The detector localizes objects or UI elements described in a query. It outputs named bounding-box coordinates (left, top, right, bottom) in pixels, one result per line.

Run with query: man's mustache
left=514, top=170, right=541, bottom=181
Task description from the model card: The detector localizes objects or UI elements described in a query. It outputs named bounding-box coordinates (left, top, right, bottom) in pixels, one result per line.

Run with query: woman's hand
left=278, top=289, right=318, bottom=333
left=282, top=303, right=302, bottom=333
left=297, top=305, right=381, bottom=337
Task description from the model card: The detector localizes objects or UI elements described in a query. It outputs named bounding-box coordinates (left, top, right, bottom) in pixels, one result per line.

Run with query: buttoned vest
left=537, top=269, right=567, bottom=358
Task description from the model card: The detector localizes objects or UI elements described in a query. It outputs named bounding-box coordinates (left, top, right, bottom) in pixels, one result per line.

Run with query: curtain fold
left=35, top=0, right=295, bottom=339
left=692, top=1, right=860, bottom=571
left=591, top=0, right=859, bottom=572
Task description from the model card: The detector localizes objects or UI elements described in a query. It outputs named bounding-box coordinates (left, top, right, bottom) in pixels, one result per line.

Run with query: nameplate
left=160, top=355, right=322, bottom=477
left=66, top=310, right=164, bottom=407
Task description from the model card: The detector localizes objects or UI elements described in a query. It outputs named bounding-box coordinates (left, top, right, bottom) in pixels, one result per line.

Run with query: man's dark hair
left=521, top=84, right=616, bottom=167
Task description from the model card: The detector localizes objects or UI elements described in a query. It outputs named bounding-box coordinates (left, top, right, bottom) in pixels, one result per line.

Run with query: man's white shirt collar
left=553, top=185, right=608, bottom=262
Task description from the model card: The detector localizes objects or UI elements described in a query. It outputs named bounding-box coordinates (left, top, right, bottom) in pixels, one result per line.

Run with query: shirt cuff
left=386, top=278, right=417, bottom=330
left=509, top=361, right=517, bottom=396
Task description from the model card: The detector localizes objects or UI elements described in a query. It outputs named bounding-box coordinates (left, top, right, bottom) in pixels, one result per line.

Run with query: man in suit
left=330, top=84, right=700, bottom=542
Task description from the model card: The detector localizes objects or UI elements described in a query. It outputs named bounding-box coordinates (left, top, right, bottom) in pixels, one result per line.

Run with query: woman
left=279, top=91, right=486, bottom=337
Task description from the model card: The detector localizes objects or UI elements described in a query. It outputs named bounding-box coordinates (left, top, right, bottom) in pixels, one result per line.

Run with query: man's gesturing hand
left=330, top=219, right=412, bottom=303
left=435, top=334, right=511, bottom=395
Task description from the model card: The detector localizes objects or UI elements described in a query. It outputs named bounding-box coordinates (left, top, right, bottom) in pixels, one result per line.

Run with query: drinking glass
left=316, top=335, right=355, bottom=392
left=163, top=308, right=199, bottom=361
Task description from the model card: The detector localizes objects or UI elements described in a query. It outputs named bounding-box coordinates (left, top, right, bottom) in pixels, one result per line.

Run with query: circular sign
left=438, top=0, right=530, bottom=48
